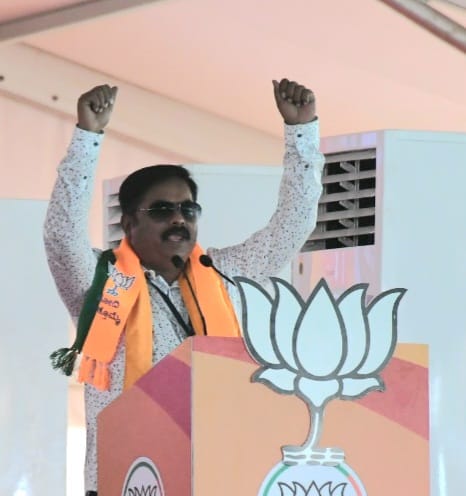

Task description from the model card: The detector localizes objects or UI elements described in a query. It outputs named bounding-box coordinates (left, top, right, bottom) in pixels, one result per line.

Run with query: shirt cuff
left=284, top=119, right=320, bottom=150
left=70, top=126, right=105, bottom=150
left=57, top=126, right=104, bottom=179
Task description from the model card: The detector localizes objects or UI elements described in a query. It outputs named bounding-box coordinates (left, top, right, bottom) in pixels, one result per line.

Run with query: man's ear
left=120, top=213, right=133, bottom=238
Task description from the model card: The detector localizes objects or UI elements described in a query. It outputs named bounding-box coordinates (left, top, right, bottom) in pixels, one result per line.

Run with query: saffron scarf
left=50, top=238, right=240, bottom=391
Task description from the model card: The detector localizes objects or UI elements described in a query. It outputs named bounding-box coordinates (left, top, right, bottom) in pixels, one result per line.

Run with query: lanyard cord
left=147, top=279, right=195, bottom=337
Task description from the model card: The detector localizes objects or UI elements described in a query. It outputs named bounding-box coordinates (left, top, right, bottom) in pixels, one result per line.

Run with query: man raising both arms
left=44, top=78, right=325, bottom=495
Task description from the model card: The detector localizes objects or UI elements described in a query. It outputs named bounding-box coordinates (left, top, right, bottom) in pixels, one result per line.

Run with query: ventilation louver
left=302, top=149, right=376, bottom=251
left=106, top=193, right=123, bottom=249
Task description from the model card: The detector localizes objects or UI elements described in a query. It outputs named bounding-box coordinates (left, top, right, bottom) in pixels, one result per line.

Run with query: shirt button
left=93, top=142, right=99, bottom=146
left=297, top=134, right=302, bottom=138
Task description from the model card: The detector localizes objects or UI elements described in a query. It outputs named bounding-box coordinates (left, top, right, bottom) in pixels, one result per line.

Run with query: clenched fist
left=77, top=84, right=118, bottom=133
left=273, top=79, right=316, bottom=125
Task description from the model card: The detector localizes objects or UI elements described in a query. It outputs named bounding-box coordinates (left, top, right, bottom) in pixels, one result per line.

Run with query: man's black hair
left=118, top=165, right=198, bottom=215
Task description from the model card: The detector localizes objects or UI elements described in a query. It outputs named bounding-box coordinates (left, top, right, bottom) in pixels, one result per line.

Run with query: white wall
left=0, top=199, right=68, bottom=496
left=379, top=131, right=466, bottom=496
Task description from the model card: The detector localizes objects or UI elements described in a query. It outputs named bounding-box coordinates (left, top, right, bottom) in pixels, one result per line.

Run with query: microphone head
left=199, top=254, right=213, bottom=267
left=171, top=255, right=185, bottom=269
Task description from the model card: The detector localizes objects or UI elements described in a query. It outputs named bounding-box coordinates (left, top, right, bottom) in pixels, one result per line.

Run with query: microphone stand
left=199, top=254, right=236, bottom=286
left=172, top=255, right=207, bottom=336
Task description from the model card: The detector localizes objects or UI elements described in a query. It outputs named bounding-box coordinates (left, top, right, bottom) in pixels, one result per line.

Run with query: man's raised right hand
left=77, top=84, right=118, bottom=133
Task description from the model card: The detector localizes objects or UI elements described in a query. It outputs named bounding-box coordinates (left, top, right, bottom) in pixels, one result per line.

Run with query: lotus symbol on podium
left=235, top=277, right=406, bottom=495
left=279, top=481, right=346, bottom=496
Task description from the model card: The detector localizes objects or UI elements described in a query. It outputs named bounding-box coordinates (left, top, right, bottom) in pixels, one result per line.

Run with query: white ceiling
left=0, top=0, right=465, bottom=144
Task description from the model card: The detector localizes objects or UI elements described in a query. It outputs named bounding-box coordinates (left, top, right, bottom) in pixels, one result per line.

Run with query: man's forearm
left=43, top=127, right=103, bottom=318
left=209, top=119, right=324, bottom=283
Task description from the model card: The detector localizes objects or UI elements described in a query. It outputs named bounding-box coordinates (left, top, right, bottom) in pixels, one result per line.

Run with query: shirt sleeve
left=43, top=126, right=104, bottom=319
left=207, top=119, right=324, bottom=285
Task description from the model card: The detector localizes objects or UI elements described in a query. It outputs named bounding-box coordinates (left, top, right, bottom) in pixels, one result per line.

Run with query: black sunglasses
left=137, top=200, right=202, bottom=222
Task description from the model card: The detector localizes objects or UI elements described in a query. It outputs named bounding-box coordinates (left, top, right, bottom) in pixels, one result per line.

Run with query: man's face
left=121, top=177, right=198, bottom=279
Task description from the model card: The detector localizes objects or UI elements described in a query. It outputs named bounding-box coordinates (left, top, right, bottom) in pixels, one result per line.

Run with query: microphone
left=172, top=255, right=207, bottom=336
left=171, top=255, right=185, bottom=270
left=199, top=254, right=236, bottom=286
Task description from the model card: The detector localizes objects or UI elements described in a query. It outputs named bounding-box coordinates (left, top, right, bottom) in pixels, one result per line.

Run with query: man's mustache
left=161, top=226, right=190, bottom=240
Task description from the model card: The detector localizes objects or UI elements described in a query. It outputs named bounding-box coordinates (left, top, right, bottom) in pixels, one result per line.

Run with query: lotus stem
left=303, top=404, right=323, bottom=449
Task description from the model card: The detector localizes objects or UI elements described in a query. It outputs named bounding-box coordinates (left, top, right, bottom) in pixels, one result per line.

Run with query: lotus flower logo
left=107, top=266, right=135, bottom=296
left=279, top=481, right=346, bottom=496
left=121, top=457, right=164, bottom=496
left=235, top=277, right=405, bottom=494
left=128, top=487, right=158, bottom=496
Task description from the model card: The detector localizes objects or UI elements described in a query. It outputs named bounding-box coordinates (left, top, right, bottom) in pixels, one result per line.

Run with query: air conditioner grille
left=105, top=193, right=123, bottom=249
left=303, top=149, right=376, bottom=252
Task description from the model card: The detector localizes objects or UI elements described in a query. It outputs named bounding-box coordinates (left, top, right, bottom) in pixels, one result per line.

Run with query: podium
left=98, top=336, right=429, bottom=495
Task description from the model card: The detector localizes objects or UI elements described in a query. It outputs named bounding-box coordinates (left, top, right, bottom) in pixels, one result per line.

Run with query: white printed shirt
left=44, top=120, right=324, bottom=491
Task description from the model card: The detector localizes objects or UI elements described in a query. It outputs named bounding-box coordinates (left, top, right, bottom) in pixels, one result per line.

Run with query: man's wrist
left=284, top=115, right=318, bottom=125
left=76, top=124, right=104, bottom=135
left=284, top=119, right=320, bottom=149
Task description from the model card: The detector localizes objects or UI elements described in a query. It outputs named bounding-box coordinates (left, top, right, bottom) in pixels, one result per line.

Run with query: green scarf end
left=50, top=248, right=116, bottom=379
left=50, top=347, right=79, bottom=376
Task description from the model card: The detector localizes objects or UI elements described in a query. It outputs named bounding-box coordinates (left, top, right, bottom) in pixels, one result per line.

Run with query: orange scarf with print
left=78, top=237, right=240, bottom=391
